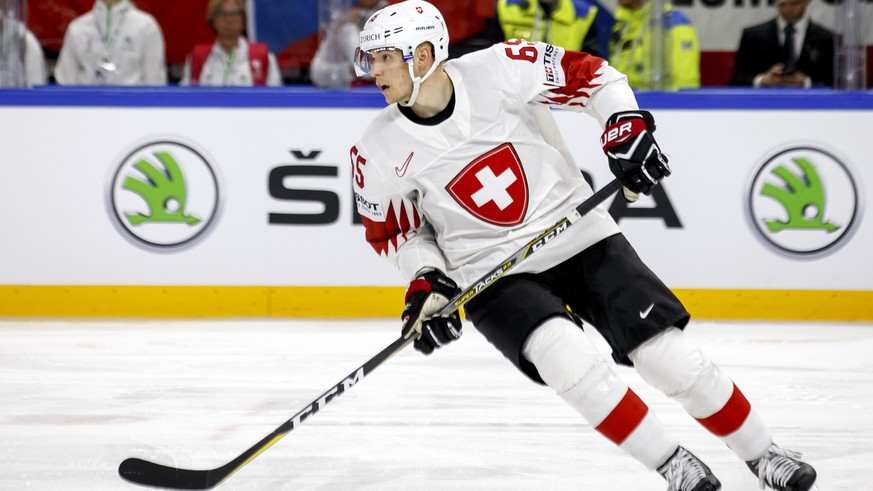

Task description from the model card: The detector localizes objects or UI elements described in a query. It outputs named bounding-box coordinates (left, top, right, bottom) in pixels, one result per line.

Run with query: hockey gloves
left=401, top=270, right=462, bottom=355
left=601, top=110, right=671, bottom=202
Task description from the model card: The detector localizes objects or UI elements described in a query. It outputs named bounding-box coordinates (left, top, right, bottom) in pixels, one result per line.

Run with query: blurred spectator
left=609, top=0, right=699, bottom=90
left=310, top=0, right=387, bottom=89
left=496, top=0, right=612, bottom=58
left=442, top=1, right=504, bottom=59
left=180, top=0, right=281, bottom=86
left=729, top=0, right=834, bottom=88
left=55, top=0, right=166, bottom=85
left=0, top=10, right=47, bottom=86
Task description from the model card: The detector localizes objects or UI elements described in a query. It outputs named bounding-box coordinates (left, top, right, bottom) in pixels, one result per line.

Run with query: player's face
left=369, top=49, right=412, bottom=104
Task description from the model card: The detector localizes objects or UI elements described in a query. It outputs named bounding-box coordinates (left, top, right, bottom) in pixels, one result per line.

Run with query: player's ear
left=414, top=43, right=434, bottom=71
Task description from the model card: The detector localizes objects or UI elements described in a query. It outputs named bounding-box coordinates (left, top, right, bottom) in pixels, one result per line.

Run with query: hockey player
left=350, top=1, right=817, bottom=490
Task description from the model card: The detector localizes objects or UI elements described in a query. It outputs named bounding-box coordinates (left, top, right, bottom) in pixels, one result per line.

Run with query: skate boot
left=746, top=443, right=817, bottom=491
left=658, top=446, right=721, bottom=491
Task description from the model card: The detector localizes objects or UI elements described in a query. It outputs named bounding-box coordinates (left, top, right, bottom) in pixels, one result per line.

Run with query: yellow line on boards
left=0, top=286, right=403, bottom=318
left=0, top=286, right=870, bottom=321
left=674, top=289, right=873, bottom=321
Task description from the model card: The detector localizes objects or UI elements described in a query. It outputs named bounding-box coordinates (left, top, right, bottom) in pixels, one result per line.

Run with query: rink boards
left=0, top=87, right=870, bottom=320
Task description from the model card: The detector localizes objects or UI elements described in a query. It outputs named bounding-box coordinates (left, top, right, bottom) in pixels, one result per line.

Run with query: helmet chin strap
left=400, top=60, right=439, bottom=107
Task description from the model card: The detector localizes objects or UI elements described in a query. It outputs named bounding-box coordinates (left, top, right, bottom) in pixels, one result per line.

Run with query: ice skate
left=658, top=446, right=721, bottom=491
left=746, top=443, right=817, bottom=491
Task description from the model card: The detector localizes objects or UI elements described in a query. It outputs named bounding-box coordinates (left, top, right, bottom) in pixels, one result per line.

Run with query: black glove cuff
left=605, top=110, right=656, bottom=132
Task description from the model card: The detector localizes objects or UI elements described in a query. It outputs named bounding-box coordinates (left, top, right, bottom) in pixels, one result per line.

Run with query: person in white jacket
left=55, top=0, right=166, bottom=85
left=0, top=12, right=46, bottom=87
left=179, top=0, right=281, bottom=87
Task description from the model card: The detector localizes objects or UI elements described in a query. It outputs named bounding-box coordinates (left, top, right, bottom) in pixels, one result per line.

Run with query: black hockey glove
left=401, top=270, right=462, bottom=355
left=601, top=110, right=671, bottom=202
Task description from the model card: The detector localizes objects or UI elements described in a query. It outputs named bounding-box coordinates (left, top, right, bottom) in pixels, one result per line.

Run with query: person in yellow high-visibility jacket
left=610, top=0, right=699, bottom=90
left=497, top=0, right=614, bottom=58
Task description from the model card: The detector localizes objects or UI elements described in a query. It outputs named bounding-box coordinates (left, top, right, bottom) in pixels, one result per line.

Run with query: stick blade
left=119, top=458, right=217, bottom=489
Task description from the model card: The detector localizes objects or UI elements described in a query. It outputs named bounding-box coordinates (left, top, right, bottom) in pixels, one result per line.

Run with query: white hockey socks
left=523, top=317, right=677, bottom=469
left=630, top=328, right=773, bottom=461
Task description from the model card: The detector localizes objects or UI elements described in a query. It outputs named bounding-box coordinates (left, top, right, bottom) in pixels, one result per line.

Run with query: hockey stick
left=118, top=178, right=623, bottom=490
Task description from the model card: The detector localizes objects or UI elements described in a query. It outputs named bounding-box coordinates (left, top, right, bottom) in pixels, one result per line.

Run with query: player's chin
left=380, top=86, right=406, bottom=105
left=384, top=92, right=403, bottom=105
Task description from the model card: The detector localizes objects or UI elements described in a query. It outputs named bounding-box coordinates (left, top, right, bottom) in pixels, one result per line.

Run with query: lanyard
left=223, top=48, right=236, bottom=85
left=93, top=5, right=129, bottom=60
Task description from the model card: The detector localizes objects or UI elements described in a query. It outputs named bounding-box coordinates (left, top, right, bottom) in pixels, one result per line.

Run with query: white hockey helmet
left=354, top=0, right=450, bottom=106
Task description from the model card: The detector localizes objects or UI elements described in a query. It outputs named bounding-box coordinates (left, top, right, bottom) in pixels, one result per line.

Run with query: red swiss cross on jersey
left=446, top=143, right=529, bottom=226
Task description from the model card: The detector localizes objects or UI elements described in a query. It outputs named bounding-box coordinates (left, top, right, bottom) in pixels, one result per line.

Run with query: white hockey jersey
left=352, top=41, right=638, bottom=286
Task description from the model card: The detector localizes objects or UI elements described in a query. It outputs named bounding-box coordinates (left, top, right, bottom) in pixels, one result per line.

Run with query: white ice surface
left=1, top=318, right=871, bottom=490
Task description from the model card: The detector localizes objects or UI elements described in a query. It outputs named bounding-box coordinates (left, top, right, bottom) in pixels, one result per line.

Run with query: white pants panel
left=522, top=317, right=625, bottom=425
left=630, top=327, right=735, bottom=416
left=630, top=327, right=772, bottom=460
left=523, top=317, right=677, bottom=468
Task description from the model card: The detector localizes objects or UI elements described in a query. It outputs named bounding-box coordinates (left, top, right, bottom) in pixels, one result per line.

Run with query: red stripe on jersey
left=398, top=200, right=412, bottom=243
left=360, top=200, right=421, bottom=256
left=695, top=383, right=751, bottom=436
left=595, top=388, right=649, bottom=445
left=542, top=51, right=604, bottom=107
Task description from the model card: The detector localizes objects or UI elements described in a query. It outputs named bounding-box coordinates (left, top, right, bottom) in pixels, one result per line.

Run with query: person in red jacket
left=180, top=0, right=282, bottom=86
